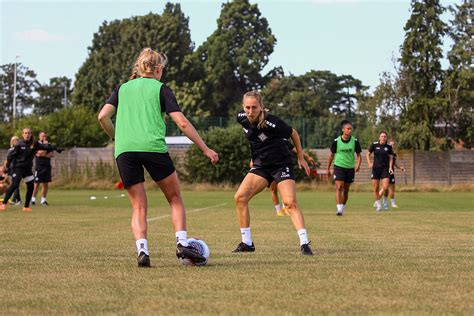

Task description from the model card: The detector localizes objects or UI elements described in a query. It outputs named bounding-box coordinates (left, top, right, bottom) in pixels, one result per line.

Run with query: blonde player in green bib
left=327, top=120, right=362, bottom=216
left=98, top=48, right=218, bottom=267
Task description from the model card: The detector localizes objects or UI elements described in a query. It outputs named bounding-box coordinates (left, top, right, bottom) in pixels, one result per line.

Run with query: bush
left=0, top=106, right=108, bottom=148
left=184, top=125, right=251, bottom=184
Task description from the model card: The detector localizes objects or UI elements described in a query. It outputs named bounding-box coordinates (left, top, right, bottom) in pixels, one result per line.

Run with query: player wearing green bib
left=327, top=120, right=362, bottom=216
left=99, top=48, right=219, bottom=267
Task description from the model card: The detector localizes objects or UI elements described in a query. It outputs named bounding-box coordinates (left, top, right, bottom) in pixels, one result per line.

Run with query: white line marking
left=147, top=203, right=227, bottom=223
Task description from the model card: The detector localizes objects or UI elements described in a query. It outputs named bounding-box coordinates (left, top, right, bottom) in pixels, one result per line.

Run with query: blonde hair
left=10, top=136, right=19, bottom=148
left=243, top=90, right=267, bottom=129
left=130, top=48, right=168, bottom=80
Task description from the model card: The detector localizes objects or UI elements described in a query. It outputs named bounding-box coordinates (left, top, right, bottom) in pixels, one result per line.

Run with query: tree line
left=0, top=0, right=471, bottom=150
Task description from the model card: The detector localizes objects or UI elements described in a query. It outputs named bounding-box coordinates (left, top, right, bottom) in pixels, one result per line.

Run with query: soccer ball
left=179, top=238, right=210, bottom=266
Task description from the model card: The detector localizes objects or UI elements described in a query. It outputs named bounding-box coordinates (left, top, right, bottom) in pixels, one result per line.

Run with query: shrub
left=184, top=125, right=250, bottom=184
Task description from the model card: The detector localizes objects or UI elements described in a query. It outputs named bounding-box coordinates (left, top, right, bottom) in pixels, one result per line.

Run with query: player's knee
left=167, top=193, right=183, bottom=206
left=131, top=203, right=147, bottom=214
left=283, top=200, right=297, bottom=211
left=234, top=192, right=249, bottom=206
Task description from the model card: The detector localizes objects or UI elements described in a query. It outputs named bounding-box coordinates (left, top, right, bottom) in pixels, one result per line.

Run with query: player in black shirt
left=4, top=136, right=21, bottom=205
left=31, top=132, right=55, bottom=206
left=366, top=131, right=393, bottom=212
left=233, top=91, right=313, bottom=256
left=379, top=139, right=405, bottom=209
left=0, top=127, right=62, bottom=212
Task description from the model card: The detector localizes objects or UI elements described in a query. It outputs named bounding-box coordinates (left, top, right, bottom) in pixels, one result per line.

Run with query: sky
left=0, top=0, right=459, bottom=91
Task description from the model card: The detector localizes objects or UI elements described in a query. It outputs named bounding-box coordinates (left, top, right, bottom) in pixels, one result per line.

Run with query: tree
left=259, top=70, right=367, bottom=147
left=0, top=63, right=39, bottom=122
left=196, top=0, right=276, bottom=116
left=35, top=77, right=73, bottom=116
left=398, top=0, right=447, bottom=150
left=46, top=106, right=108, bottom=147
left=72, top=3, right=197, bottom=112
left=356, top=70, right=412, bottom=147
left=262, top=70, right=367, bottom=119
left=442, top=0, right=473, bottom=148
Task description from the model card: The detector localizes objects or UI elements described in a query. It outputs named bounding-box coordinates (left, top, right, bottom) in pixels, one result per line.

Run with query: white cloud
left=15, top=29, right=66, bottom=42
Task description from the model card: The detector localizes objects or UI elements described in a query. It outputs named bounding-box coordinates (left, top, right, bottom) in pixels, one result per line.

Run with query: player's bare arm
left=98, top=103, right=116, bottom=140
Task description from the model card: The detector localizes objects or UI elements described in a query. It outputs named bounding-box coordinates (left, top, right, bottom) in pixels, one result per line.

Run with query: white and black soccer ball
left=179, top=238, right=210, bottom=266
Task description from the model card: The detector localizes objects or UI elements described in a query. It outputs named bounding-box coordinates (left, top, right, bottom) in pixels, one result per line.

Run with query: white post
left=12, top=58, right=17, bottom=125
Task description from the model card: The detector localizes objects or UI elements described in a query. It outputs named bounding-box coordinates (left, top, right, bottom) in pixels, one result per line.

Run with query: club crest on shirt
left=258, top=133, right=268, bottom=142
left=384, top=147, right=388, bottom=151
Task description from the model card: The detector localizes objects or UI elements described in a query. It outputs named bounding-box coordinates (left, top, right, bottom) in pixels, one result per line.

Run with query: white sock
left=297, top=228, right=309, bottom=246
left=275, top=204, right=281, bottom=212
left=391, top=198, right=396, bottom=205
left=383, top=196, right=387, bottom=204
left=175, top=230, right=188, bottom=246
left=135, top=239, right=149, bottom=255
left=41, top=197, right=46, bottom=204
left=336, top=204, right=344, bottom=213
left=240, top=227, right=252, bottom=245
left=31, top=197, right=36, bottom=203
left=376, top=200, right=382, bottom=208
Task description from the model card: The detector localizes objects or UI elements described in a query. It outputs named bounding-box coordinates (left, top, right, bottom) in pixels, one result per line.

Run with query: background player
left=379, top=139, right=405, bottom=209
left=366, top=131, right=393, bottom=212
left=32, top=131, right=55, bottom=206
left=0, top=128, right=62, bottom=212
left=3, top=136, right=21, bottom=205
left=327, top=120, right=362, bottom=216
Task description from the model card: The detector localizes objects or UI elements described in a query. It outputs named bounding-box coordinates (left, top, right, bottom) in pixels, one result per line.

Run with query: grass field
left=1, top=189, right=473, bottom=314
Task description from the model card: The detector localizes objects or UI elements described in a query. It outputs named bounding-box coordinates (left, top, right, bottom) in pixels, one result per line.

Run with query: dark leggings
left=3, top=177, right=34, bottom=208
left=12, top=188, right=21, bottom=202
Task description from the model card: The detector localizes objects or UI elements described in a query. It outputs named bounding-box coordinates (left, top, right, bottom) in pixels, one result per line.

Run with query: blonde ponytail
left=129, top=48, right=168, bottom=80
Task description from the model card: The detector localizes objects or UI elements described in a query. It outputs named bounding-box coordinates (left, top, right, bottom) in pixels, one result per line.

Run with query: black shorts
left=333, top=166, right=355, bottom=184
left=371, top=167, right=390, bottom=180
left=249, top=164, right=295, bottom=187
left=35, top=165, right=52, bottom=183
left=11, top=168, right=34, bottom=183
left=116, top=152, right=175, bottom=189
left=389, top=173, right=395, bottom=184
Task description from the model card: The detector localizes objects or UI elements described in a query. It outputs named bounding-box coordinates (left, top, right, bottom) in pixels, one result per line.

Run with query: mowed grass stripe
left=0, top=190, right=472, bottom=314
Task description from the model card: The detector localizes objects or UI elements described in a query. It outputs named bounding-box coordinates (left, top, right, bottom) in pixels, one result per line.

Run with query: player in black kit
left=366, top=131, right=393, bottom=212
left=32, top=132, right=55, bottom=206
left=0, top=127, right=62, bottom=212
left=379, top=139, right=405, bottom=209
left=233, top=91, right=313, bottom=256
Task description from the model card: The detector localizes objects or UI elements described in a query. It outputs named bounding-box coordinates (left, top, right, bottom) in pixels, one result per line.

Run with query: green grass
left=1, top=190, right=473, bottom=314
